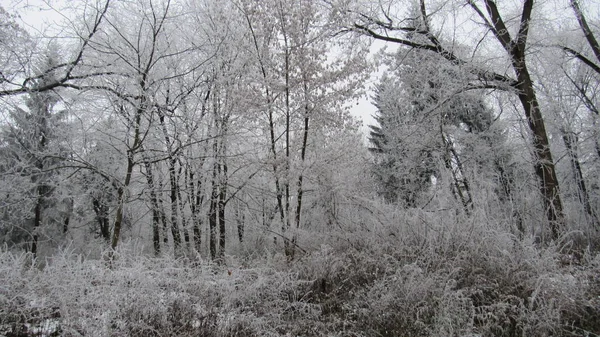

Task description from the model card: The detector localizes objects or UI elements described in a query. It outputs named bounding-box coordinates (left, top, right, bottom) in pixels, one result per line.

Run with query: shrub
left=1, top=213, right=599, bottom=337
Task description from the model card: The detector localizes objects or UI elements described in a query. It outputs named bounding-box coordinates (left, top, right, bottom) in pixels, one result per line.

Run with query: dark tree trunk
left=563, top=130, right=598, bottom=227
left=63, top=216, right=69, bottom=235
left=111, top=184, right=127, bottom=250
left=62, top=198, right=72, bottom=235
left=485, top=0, right=564, bottom=239
left=158, top=105, right=183, bottom=257
left=209, top=142, right=219, bottom=260
left=188, top=168, right=204, bottom=256
left=152, top=209, right=161, bottom=256
left=158, top=178, right=169, bottom=247
left=30, top=105, right=49, bottom=258
left=218, top=161, right=227, bottom=259
left=209, top=177, right=218, bottom=261
left=235, top=197, right=245, bottom=243
left=283, top=44, right=293, bottom=258
left=93, top=198, right=111, bottom=244
left=291, top=84, right=311, bottom=259
left=513, top=66, right=563, bottom=239
left=168, top=158, right=182, bottom=257
left=142, top=158, right=162, bottom=256
left=31, top=190, right=43, bottom=258
left=177, top=165, right=191, bottom=255
left=571, top=0, right=600, bottom=64
left=112, top=94, right=145, bottom=251
left=244, top=11, right=286, bottom=251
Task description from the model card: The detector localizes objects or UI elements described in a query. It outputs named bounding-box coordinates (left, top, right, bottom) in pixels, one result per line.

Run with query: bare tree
left=0, top=1, right=111, bottom=97
left=82, top=0, right=209, bottom=252
left=240, top=0, right=367, bottom=257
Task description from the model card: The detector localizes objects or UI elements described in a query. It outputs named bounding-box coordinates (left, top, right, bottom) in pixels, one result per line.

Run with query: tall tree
left=368, top=77, right=438, bottom=207
left=80, top=0, right=209, bottom=253
left=368, top=47, right=518, bottom=219
left=240, top=0, right=367, bottom=257
left=353, top=0, right=564, bottom=240
left=0, top=49, right=71, bottom=257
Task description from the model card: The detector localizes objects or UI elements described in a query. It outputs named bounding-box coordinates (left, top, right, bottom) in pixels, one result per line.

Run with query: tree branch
left=353, top=23, right=517, bottom=87
left=482, top=0, right=514, bottom=53
left=516, top=0, right=534, bottom=50
left=560, top=45, right=600, bottom=75
left=0, top=0, right=111, bottom=97
left=571, top=0, right=600, bottom=64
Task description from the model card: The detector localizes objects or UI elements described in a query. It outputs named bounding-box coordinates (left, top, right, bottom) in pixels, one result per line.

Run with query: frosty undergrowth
left=1, top=216, right=599, bottom=337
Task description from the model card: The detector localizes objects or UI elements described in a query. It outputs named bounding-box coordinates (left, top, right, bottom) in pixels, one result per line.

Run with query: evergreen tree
left=369, top=49, right=519, bottom=215
left=0, top=49, right=72, bottom=255
left=368, top=74, right=439, bottom=207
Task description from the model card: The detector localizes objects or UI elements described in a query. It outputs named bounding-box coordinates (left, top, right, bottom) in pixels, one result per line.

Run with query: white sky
left=7, top=0, right=67, bottom=33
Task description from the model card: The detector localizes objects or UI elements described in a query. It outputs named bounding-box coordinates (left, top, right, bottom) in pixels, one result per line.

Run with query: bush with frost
left=1, top=209, right=599, bottom=336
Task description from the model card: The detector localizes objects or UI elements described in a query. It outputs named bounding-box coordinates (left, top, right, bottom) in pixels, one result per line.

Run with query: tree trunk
left=595, top=118, right=600, bottom=161
left=571, top=0, right=600, bottom=64
left=190, top=172, right=204, bottom=253
left=168, top=158, right=182, bottom=257
left=283, top=43, right=292, bottom=258
left=209, top=167, right=218, bottom=260
left=291, top=81, right=311, bottom=259
left=111, top=148, right=137, bottom=251
left=31, top=189, right=43, bottom=258
left=177, top=165, right=191, bottom=255
left=235, top=196, right=245, bottom=243
left=513, top=65, right=563, bottom=239
left=30, top=104, right=50, bottom=258
left=111, top=186, right=126, bottom=250
left=562, top=130, right=598, bottom=228
left=142, top=157, right=162, bottom=256
left=158, top=108, right=183, bottom=257
left=217, top=113, right=229, bottom=260
left=218, top=161, right=227, bottom=259
left=111, top=92, right=145, bottom=251
left=63, top=216, right=69, bottom=235
left=93, top=198, right=111, bottom=244
left=188, top=168, right=204, bottom=256
left=62, top=198, right=73, bottom=235
left=158, top=178, right=169, bottom=247
left=244, top=10, right=286, bottom=249
left=484, top=0, right=564, bottom=239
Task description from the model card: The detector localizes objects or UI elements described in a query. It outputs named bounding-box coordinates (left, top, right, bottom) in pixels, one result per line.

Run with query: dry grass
left=1, top=210, right=599, bottom=336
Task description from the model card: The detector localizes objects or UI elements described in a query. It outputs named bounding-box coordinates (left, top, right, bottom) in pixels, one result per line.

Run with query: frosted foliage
left=0, top=0, right=600, bottom=336
left=369, top=48, right=512, bottom=210
left=2, top=217, right=599, bottom=336
left=0, top=6, right=32, bottom=85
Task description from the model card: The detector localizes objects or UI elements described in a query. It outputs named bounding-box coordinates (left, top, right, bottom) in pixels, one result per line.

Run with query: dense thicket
left=1, top=0, right=600, bottom=336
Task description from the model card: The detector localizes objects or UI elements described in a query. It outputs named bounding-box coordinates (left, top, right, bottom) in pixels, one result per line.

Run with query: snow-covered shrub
left=1, top=213, right=599, bottom=337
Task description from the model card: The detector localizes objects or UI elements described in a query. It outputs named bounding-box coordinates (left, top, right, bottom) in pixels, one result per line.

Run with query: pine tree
left=0, top=49, right=71, bottom=255
left=368, top=76, right=438, bottom=207
left=369, top=49, right=519, bottom=215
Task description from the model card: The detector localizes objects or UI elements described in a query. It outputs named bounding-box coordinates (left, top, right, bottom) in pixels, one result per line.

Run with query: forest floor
left=2, top=222, right=600, bottom=337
